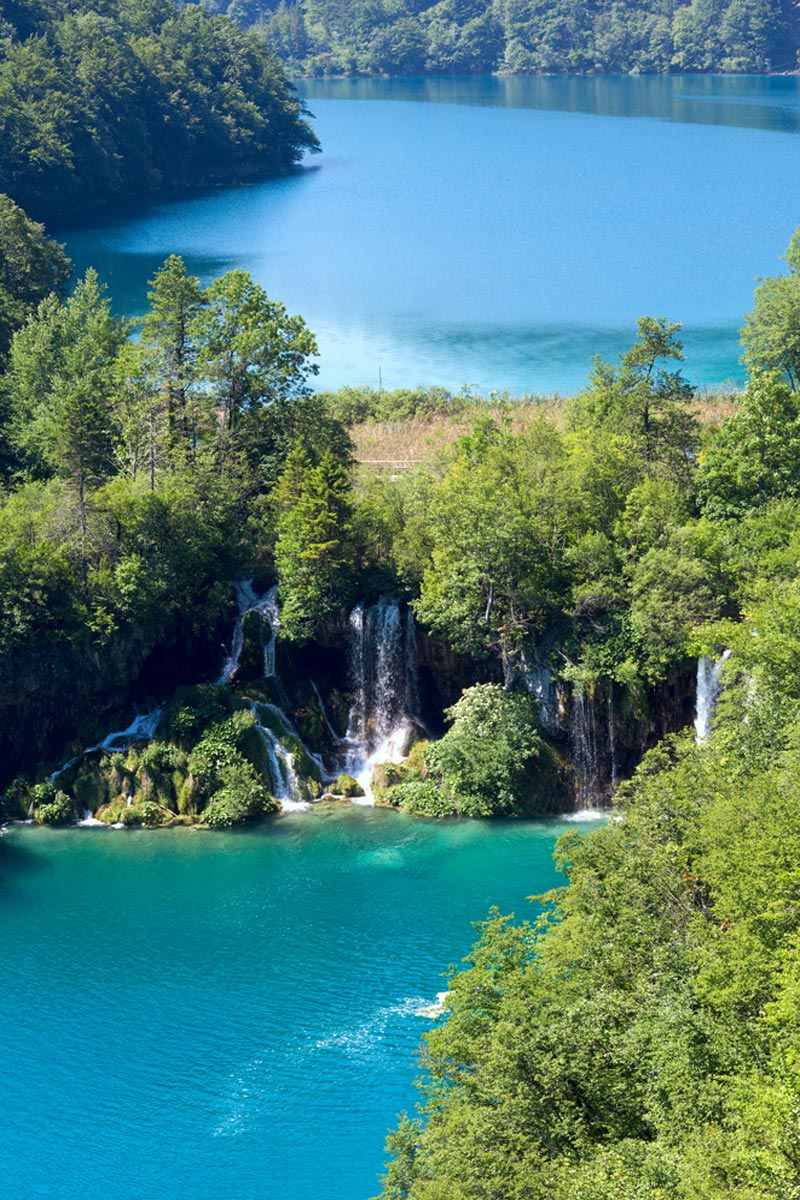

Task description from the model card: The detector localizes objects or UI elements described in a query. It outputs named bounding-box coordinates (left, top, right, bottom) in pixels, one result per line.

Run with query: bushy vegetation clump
left=423, top=684, right=540, bottom=816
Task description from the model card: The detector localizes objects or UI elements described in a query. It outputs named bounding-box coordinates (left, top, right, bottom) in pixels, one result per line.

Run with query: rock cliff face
left=0, top=615, right=229, bottom=786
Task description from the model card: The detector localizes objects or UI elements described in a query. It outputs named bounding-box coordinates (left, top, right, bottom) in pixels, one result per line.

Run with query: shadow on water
left=299, top=74, right=800, bottom=135
left=57, top=163, right=323, bottom=315
left=0, top=827, right=49, bottom=899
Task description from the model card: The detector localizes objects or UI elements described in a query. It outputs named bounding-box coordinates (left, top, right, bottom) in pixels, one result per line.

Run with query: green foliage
left=0, top=0, right=319, bottom=222
left=33, top=786, right=74, bottom=825
left=571, top=316, right=697, bottom=487
left=193, top=269, right=319, bottom=467
left=274, top=439, right=360, bottom=641
left=387, top=779, right=453, bottom=817
left=698, top=370, right=800, bottom=519
left=121, top=799, right=167, bottom=826
left=412, top=418, right=570, bottom=665
left=334, top=772, right=364, bottom=798
left=425, top=684, right=540, bottom=816
left=0, top=193, right=70, bottom=363
left=249, top=0, right=794, bottom=78
left=201, top=762, right=277, bottom=826
left=742, top=227, right=800, bottom=391
left=319, top=384, right=467, bottom=425
left=378, top=697, right=800, bottom=1195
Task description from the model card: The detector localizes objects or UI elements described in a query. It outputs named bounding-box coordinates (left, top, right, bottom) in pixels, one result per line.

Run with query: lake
left=0, top=809, right=598, bottom=1199
left=61, top=75, right=800, bottom=397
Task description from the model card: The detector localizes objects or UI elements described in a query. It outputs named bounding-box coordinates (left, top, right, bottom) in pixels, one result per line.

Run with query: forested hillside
left=203, top=0, right=799, bottom=77
left=0, top=0, right=318, bottom=221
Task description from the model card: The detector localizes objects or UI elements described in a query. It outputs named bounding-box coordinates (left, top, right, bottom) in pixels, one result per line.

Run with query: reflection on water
left=302, top=73, right=800, bottom=134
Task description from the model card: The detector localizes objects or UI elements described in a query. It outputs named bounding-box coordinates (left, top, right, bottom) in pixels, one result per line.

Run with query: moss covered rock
left=334, top=773, right=364, bottom=798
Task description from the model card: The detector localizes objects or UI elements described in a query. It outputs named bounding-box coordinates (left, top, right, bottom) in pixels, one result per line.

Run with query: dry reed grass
left=352, top=388, right=743, bottom=471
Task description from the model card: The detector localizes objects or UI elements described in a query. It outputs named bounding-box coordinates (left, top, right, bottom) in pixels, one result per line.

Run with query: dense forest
left=200, top=0, right=800, bottom=78
left=0, top=0, right=318, bottom=221
left=3, top=181, right=800, bottom=830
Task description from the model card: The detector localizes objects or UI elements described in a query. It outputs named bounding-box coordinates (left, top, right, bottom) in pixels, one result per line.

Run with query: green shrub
left=2, top=775, right=31, bottom=819
left=387, top=780, right=453, bottom=817
left=122, top=800, right=166, bottom=827
left=34, top=789, right=75, bottom=825
left=202, top=768, right=277, bottom=827
left=425, top=684, right=540, bottom=817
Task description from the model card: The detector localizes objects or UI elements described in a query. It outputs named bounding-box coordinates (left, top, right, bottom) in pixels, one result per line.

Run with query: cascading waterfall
left=251, top=708, right=308, bottom=812
left=262, top=589, right=280, bottom=679
left=695, top=650, right=731, bottom=743
left=309, top=679, right=341, bottom=743
left=46, top=588, right=425, bottom=821
left=571, top=685, right=598, bottom=808
left=344, top=598, right=420, bottom=801
left=217, top=580, right=280, bottom=685
left=50, top=707, right=164, bottom=781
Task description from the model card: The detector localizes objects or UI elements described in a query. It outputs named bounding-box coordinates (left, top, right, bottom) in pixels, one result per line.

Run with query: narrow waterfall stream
left=217, top=581, right=280, bottom=685
left=344, top=599, right=421, bottom=802
left=695, top=650, right=731, bottom=743
left=571, top=686, right=599, bottom=809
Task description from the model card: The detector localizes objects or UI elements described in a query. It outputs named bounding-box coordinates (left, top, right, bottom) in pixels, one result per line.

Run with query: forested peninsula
left=0, top=0, right=318, bottom=221
left=204, top=0, right=800, bottom=79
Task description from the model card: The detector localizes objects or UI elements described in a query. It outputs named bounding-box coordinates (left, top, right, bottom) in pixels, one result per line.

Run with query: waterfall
left=50, top=707, right=163, bottom=781
left=309, top=679, right=341, bottom=743
left=344, top=599, right=420, bottom=801
left=262, top=588, right=280, bottom=678
left=251, top=706, right=308, bottom=812
left=77, top=808, right=107, bottom=828
left=97, top=708, right=163, bottom=754
left=607, top=682, right=618, bottom=790
left=571, top=685, right=598, bottom=808
left=519, top=652, right=558, bottom=731
left=695, top=650, right=731, bottom=743
left=217, top=580, right=280, bottom=685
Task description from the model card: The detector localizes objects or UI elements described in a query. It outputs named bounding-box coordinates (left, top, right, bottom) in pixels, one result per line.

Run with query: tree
left=140, top=254, right=205, bottom=460
left=572, top=317, right=697, bottom=485
left=0, top=193, right=70, bottom=358
left=697, top=368, right=800, bottom=518
left=412, top=419, right=569, bottom=670
left=742, top=227, right=800, bottom=390
left=6, top=270, right=127, bottom=533
left=425, top=683, right=541, bottom=816
left=192, top=269, right=318, bottom=466
left=273, top=439, right=359, bottom=641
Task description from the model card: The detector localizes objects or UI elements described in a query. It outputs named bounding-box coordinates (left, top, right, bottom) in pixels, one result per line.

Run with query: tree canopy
left=0, top=0, right=319, bottom=221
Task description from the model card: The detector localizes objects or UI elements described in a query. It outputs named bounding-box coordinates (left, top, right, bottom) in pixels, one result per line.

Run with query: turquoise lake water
left=60, top=74, right=800, bottom=395
left=0, top=809, right=599, bottom=1199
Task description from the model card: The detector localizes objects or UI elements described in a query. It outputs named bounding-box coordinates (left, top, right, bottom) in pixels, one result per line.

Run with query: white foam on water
left=414, top=991, right=450, bottom=1019
left=77, top=810, right=108, bottom=828
left=564, top=808, right=607, bottom=823
left=314, top=994, right=448, bottom=1059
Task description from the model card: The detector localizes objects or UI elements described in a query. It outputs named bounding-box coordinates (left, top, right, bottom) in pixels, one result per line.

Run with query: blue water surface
left=59, top=75, right=800, bottom=395
left=0, top=809, right=598, bottom=1199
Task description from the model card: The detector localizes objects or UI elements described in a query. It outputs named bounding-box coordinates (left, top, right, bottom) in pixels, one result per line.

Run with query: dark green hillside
left=207, top=0, right=799, bottom=78
left=0, top=0, right=318, bottom=221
